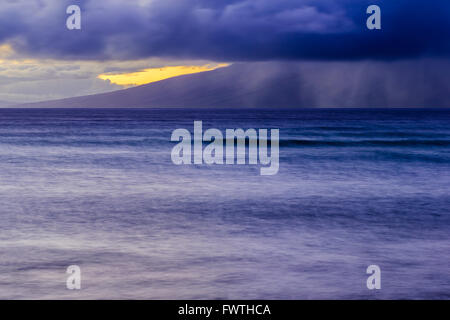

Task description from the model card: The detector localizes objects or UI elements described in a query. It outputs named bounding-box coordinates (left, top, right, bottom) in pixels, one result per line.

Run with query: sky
left=0, top=0, right=449, bottom=104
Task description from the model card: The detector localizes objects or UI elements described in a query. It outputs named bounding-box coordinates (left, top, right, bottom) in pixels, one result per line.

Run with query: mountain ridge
left=12, top=61, right=450, bottom=108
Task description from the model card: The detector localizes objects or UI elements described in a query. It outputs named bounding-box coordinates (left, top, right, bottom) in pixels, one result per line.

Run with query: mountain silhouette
left=14, top=61, right=450, bottom=108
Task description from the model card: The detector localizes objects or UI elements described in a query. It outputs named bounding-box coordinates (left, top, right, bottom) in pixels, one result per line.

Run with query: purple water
left=0, top=108, right=449, bottom=299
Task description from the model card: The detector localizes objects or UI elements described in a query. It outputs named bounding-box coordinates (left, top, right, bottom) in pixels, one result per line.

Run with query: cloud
left=0, top=44, right=226, bottom=102
left=0, top=58, right=122, bottom=102
left=0, top=0, right=448, bottom=61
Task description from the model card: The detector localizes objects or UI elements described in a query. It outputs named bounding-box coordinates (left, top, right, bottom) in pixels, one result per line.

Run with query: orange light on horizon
left=98, top=63, right=229, bottom=87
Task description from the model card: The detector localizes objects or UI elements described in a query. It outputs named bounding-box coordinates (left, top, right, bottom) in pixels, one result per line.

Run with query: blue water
left=0, top=108, right=449, bottom=299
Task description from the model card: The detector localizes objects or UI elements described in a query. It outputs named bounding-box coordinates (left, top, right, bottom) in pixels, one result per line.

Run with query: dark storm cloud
left=0, top=0, right=449, bottom=61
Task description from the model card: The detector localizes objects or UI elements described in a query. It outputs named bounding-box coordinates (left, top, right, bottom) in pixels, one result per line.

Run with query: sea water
left=0, top=108, right=448, bottom=299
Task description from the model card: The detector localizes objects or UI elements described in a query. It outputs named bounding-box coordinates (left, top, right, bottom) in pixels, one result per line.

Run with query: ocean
left=0, top=108, right=448, bottom=299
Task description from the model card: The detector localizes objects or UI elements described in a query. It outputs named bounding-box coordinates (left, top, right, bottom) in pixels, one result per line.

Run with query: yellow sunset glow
left=0, top=44, right=36, bottom=65
left=0, top=44, right=14, bottom=58
left=98, top=64, right=229, bottom=87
